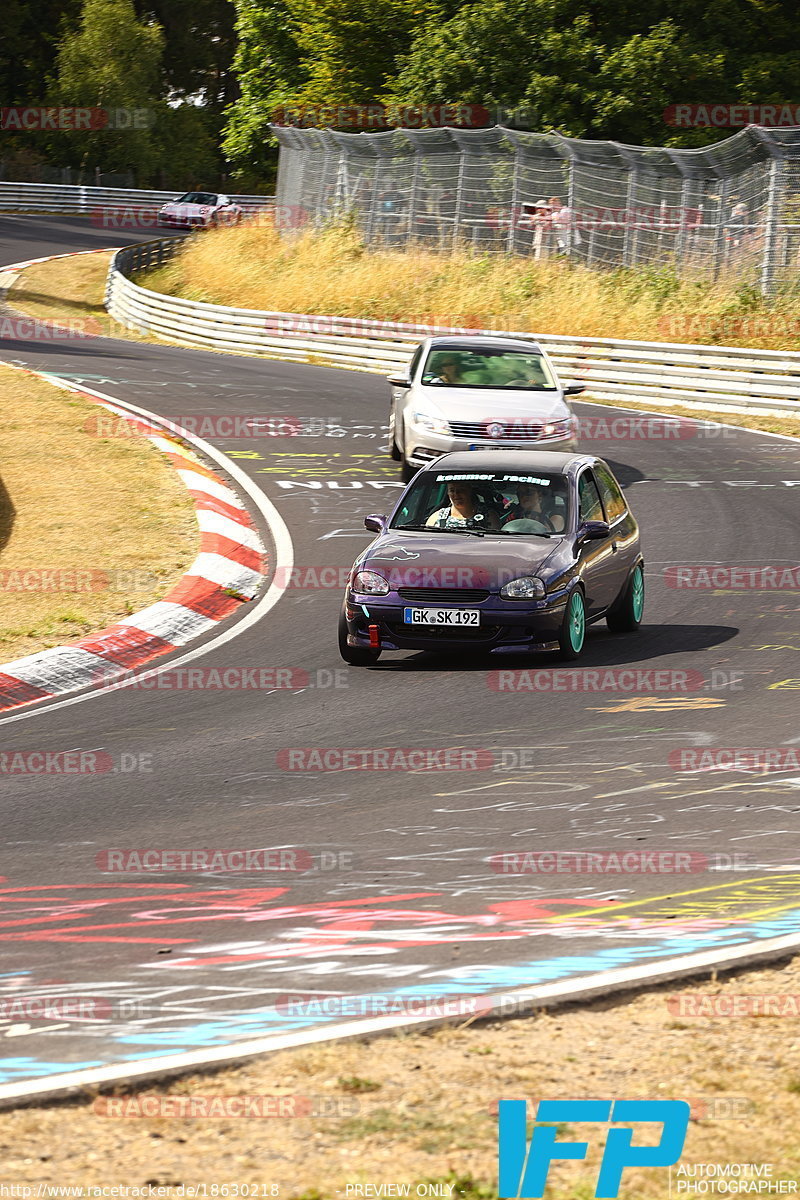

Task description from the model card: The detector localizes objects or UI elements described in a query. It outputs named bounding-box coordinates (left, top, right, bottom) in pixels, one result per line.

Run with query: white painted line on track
left=0, top=378, right=294, bottom=726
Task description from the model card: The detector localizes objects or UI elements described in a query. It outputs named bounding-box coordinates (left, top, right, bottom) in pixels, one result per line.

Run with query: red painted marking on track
left=0, top=933, right=193, bottom=943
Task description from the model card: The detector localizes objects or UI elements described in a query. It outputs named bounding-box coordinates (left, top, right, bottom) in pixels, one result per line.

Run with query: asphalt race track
left=0, top=215, right=799, bottom=1091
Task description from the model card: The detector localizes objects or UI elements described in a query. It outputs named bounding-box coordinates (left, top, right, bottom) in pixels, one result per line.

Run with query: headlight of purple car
left=352, top=570, right=390, bottom=596
left=500, top=576, right=546, bottom=599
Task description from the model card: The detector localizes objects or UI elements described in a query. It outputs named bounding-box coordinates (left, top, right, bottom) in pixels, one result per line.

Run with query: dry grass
left=7, top=252, right=152, bottom=341
left=0, top=365, right=198, bottom=661
left=11, top=239, right=799, bottom=444
left=140, top=219, right=800, bottom=350
left=3, top=953, right=800, bottom=1196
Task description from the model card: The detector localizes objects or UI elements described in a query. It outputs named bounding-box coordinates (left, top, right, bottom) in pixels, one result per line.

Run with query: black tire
left=389, top=406, right=402, bottom=461
left=401, top=460, right=417, bottom=483
left=606, top=562, right=645, bottom=633
left=338, top=608, right=381, bottom=666
left=557, top=589, right=586, bottom=661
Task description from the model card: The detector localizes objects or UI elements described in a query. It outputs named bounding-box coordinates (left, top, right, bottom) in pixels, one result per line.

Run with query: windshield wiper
left=492, top=529, right=556, bottom=537
left=395, top=523, right=485, bottom=537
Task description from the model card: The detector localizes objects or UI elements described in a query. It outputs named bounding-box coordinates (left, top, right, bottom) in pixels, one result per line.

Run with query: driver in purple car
left=502, top=481, right=565, bottom=533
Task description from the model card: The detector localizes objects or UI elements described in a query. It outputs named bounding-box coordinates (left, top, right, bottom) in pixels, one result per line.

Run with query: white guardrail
left=0, top=181, right=273, bottom=215
left=105, top=237, right=800, bottom=415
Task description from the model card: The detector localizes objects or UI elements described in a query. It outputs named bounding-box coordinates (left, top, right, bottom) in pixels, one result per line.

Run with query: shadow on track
left=368, top=622, right=739, bottom=673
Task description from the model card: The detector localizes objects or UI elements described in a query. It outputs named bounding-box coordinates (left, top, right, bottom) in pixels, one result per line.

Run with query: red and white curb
left=0, top=364, right=268, bottom=713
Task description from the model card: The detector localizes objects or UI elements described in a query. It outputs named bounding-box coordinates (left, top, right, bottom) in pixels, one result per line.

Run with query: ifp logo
left=498, top=1099, right=690, bottom=1197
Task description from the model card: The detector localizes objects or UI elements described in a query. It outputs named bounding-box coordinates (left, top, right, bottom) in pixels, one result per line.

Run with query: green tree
left=222, top=0, right=308, bottom=177
left=48, top=0, right=165, bottom=181
left=287, top=0, right=443, bottom=106
left=387, top=0, right=800, bottom=146
left=134, top=0, right=240, bottom=108
left=222, top=0, right=445, bottom=178
left=0, top=0, right=82, bottom=106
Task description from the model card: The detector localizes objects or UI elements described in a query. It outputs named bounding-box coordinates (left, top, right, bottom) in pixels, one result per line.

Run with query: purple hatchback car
left=338, top=450, right=643, bottom=664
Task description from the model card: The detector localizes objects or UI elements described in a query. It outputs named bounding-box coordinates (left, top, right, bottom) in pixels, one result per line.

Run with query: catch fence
left=104, top=237, right=800, bottom=416
left=271, top=124, right=800, bottom=294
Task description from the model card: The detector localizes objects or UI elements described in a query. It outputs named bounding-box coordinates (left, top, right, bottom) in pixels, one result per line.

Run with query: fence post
left=453, top=144, right=466, bottom=249
left=408, top=151, right=420, bottom=239
left=760, top=156, right=783, bottom=297
left=507, top=145, right=521, bottom=253
left=565, top=150, right=577, bottom=259
left=366, top=158, right=383, bottom=246
left=622, top=168, right=638, bottom=267
left=712, top=178, right=729, bottom=281
left=673, top=176, right=692, bottom=262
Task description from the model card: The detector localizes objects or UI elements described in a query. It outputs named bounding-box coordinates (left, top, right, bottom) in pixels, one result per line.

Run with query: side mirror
left=387, top=373, right=411, bottom=388
left=564, top=384, right=585, bottom=396
left=579, top=519, right=610, bottom=541
left=364, top=514, right=388, bottom=534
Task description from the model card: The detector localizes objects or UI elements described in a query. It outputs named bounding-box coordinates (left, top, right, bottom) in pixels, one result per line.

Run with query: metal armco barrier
left=0, top=180, right=273, bottom=214
left=105, top=237, right=800, bottom=415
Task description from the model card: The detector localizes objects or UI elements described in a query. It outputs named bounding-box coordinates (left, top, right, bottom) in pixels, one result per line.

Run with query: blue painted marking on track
left=0, top=1057, right=104, bottom=1079
left=2, top=909, right=799, bottom=1081
left=105, top=908, right=800, bottom=1052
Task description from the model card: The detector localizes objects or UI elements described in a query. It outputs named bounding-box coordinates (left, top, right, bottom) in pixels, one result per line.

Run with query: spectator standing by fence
left=550, top=196, right=581, bottom=255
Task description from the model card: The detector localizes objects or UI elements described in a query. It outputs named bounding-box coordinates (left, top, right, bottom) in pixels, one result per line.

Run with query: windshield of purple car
left=392, top=472, right=570, bottom=535
left=176, top=192, right=218, bottom=205
left=420, top=347, right=557, bottom=389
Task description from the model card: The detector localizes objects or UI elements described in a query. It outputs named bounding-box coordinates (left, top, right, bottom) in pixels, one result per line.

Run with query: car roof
left=427, top=450, right=594, bottom=474
left=426, top=335, right=543, bottom=353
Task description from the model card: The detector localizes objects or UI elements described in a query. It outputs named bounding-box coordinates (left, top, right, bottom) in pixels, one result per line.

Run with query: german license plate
left=403, top=608, right=480, bottom=626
